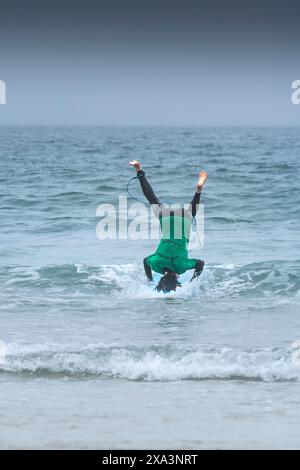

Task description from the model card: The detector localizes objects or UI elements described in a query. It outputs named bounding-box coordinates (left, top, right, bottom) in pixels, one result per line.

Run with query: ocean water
left=0, top=126, right=300, bottom=449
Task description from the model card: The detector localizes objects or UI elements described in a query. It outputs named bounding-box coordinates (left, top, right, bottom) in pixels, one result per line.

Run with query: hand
left=129, top=160, right=141, bottom=171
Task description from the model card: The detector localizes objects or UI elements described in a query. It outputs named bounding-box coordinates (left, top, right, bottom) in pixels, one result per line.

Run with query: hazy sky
left=0, top=0, right=300, bottom=125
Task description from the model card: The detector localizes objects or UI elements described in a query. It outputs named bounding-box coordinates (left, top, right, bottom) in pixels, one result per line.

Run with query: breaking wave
left=1, top=259, right=300, bottom=299
left=1, top=342, right=300, bottom=382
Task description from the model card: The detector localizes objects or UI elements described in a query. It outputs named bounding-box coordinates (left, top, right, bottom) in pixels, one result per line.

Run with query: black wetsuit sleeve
left=190, top=260, right=205, bottom=282
left=137, top=170, right=161, bottom=206
left=143, top=257, right=153, bottom=281
left=190, top=188, right=202, bottom=218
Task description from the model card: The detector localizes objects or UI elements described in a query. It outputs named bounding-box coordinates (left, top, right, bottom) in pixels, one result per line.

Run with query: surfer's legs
left=137, top=170, right=161, bottom=206
left=190, top=259, right=204, bottom=282
left=143, top=257, right=153, bottom=281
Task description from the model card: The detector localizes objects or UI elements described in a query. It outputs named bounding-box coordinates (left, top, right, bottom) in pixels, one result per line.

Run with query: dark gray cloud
left=1, top=0, right=299, bottom=46
left=0, top=1, right=299, bottom=125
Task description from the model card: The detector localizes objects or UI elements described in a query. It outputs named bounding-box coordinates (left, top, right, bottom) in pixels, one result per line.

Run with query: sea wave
left=1, top=260, right=300, bottom=299
left=1, top=342, right=300, bottom=382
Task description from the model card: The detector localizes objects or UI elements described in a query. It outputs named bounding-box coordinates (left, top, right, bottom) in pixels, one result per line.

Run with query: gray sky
left=0, top=0, right=300, bottom=126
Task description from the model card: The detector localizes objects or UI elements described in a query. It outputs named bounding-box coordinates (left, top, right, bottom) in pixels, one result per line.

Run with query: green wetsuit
left=146, top=213, right=197, bottom=275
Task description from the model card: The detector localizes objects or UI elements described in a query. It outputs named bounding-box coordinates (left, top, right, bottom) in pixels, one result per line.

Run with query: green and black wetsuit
left=136, top=170, right=204, bottom=281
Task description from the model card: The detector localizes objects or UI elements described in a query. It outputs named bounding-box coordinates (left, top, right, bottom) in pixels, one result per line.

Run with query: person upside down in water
left=129, top=160, right=208, bottom=293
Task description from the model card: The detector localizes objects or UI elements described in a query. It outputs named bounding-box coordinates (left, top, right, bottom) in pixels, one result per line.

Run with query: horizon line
left=0, top=124, right=300, bottom=128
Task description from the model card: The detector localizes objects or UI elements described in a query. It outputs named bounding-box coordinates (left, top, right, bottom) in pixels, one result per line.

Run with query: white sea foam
left=1, top=260, right=299, bottom=299
left=90, top=260, right=300, bottom=299
left=1, top=342, right=300, bottom=382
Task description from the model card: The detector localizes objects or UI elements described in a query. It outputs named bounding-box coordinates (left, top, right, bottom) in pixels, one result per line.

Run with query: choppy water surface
left=0, top=126, right=300, bottom=449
